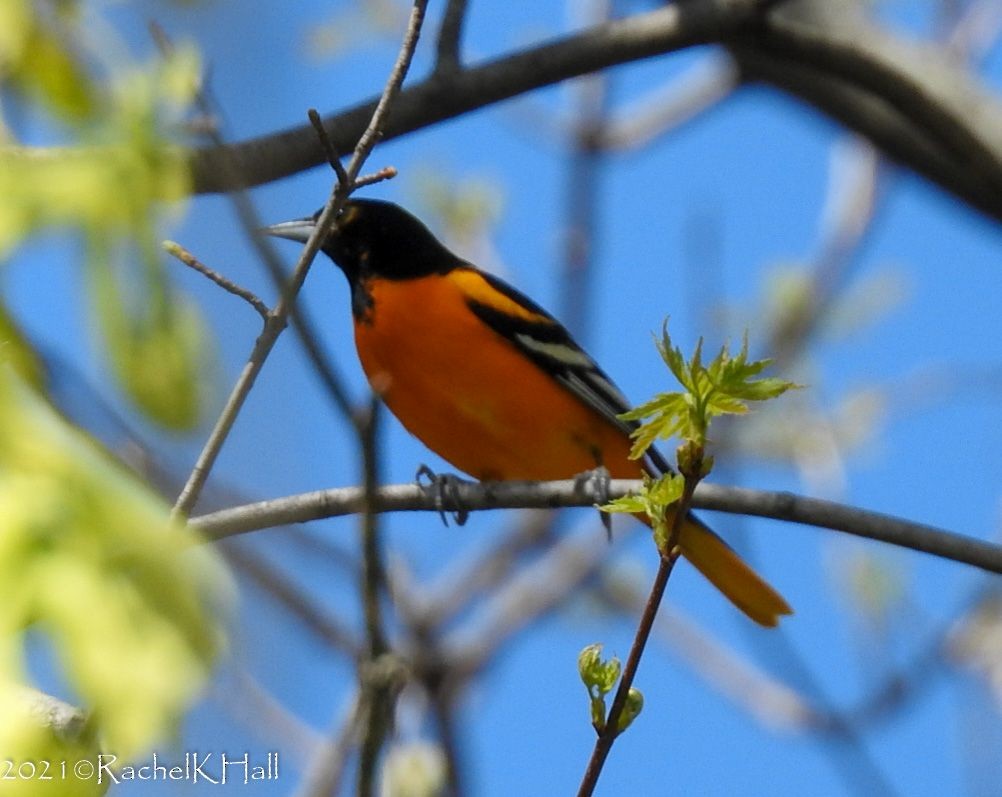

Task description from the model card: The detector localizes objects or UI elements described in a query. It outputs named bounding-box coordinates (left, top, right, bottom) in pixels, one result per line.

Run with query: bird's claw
left=575, top=466, right=613, bottom=540
left=416, top=464, right=470, bottom=527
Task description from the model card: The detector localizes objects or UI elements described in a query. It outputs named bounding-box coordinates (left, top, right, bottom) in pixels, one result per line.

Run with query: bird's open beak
left=261, top=217, right=316, bottom=244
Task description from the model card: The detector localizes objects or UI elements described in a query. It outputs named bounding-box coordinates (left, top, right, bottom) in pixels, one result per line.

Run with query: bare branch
left=353, top=165, right=399, bottom=190
left=308, top=107, right=350, bottom=186
left=406, top=511, right=558, bottom=630
left=175, top=0, right=1002, bottom=224
left=443, top=515, right=630, bottom=677
left=18, top=686, right=89, bottom=743
left=596, top=55, right=739, bottom=151
left=730, top=0, right=1002, bottom=222
left=189, top=479, right=1002, bottom=575
left=163, top=241, right=269, bottom=321
left=171, top=0, right=428, bottom=518
left=294, top=693, right=364, bottom=797
left=187, top=1, right=770, bottom=193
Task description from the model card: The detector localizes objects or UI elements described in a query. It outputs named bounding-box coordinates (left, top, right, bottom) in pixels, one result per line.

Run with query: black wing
left=464, top=269, right=673, bottom=475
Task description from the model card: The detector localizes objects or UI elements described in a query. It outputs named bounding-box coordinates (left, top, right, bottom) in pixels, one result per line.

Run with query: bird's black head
left=265, top=198, right=464, bottom=284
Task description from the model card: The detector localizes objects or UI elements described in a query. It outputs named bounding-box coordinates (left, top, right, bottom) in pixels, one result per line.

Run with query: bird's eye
left=338, top=205, right=360, bottom=228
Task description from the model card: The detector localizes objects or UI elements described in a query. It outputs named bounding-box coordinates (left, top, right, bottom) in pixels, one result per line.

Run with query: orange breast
left=353, top=273, right=640, bottom=482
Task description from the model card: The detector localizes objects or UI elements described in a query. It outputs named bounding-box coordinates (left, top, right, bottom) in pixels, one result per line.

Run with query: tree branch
left=729, top=0, right=1002, bottom=222
left=189, top=479, right=1002, bottom=575
left=187, top=1, right=769, bottom=193
left=176, top=0, right=1002, bottom=224
left=435, top=0, right=470, bottom=74
left=170, top=0, right=427, bottom=518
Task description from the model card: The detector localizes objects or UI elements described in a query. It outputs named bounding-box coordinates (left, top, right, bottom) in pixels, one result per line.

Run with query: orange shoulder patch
left=446, top=268, right=553, bottom=325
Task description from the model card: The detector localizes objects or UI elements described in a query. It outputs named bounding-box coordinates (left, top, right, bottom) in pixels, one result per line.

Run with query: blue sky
left=9, top=1, right=1002, bottom=795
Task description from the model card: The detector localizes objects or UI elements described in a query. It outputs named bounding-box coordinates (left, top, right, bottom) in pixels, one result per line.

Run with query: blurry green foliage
left=0, top=0, right=229, bottom=776
left=0, top=364, right=230, bottom=773
left=0, top=0, right=95, bottom=122
left=305, top=0, right=407, bottom=62
left=0, top=0, right=209, bottom=430
left=949, top=594, right=1002, bottom=709
left=0, top=303, right=46, bottom=391
left=411, top=167, right=504, bottom=242
left=0, top=687, right=103, bottom=796
left=828, top=543, right=907, bottom=629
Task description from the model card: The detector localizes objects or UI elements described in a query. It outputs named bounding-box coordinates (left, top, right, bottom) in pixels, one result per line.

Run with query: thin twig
left=171, top=0, right=428, bottom=519
left=170, top=49, right=359, bottom=420
left=355, top=653, right=407, bottom=797
left=308, top=108, right=350, bottom=186
left=577, top=559, right=674, bottom=795
left=576, top=468, right=699, bottom=797
left=354, top=165, right=399, bottom=190
left=428, top=674, right=465, bottom=797
left=351, top=0, right=429, bottom=172
left=163, top=240, right=269, bottom=321
left=355, top=398, right=396, bottom=797
left=359, top=401, right=387, bottom=657
left=293, top=693, right=364, bottom=797
left=158, top=23, right=359, bottom=498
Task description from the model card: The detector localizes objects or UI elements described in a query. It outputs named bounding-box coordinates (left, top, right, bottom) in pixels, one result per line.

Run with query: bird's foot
left=415, top=464, right=471, bottom=527
left=574, top=466, right=613, bottom=539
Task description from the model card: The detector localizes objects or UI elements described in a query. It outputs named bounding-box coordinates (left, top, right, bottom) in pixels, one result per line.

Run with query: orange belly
left=352, top=272, right=792, bottom=627
left=353, top=274, right=639, bottom=482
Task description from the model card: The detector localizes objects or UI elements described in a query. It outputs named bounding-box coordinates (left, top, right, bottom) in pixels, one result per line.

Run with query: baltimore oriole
left=266, top=199, right=791, bottom=626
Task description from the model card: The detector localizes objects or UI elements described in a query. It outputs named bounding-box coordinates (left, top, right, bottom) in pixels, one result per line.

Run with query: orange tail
left=677, top=514, right=792, bottom=627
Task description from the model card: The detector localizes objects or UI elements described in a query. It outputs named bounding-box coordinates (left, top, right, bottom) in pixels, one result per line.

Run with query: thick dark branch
left=182, top=0, right=1002, bottom=224
left=188, top=1, right=766, bottom=194
left=435, top=0, right=470, bottom=74
left=188, top=479, right=1002, bottom=575
left=730, top=0, right=1002, bottom=222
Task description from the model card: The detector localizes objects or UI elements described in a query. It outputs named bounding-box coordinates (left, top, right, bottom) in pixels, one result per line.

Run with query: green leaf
left=578, top=644, right=622, bottom=732
left=602, top=474, right=685, bottom=552
left=617, top=393, right=671, bottom=423
left=0, top=365, right=231, bottom=761
left=88, top=241, right=210, bottom=430
left=623, top=322, right=800, bottom=461
left=617, top=687, right=644, bottom=733
left=600, top=494, right=648, bottom=516
left=578, top=643, right=620, bottom=698
left=654, top=321, right=692, bottom=392
left=1, top=0, right=96, bottom=121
